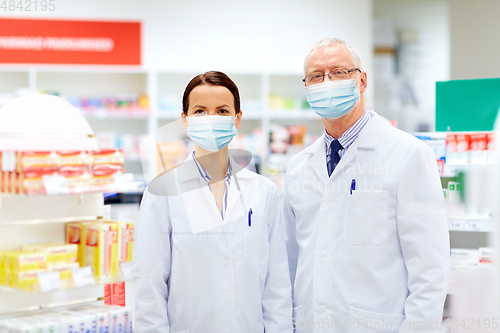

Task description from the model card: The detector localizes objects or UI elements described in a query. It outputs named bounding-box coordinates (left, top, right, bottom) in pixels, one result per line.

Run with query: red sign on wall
left=0, top=18, right=141, bottom=65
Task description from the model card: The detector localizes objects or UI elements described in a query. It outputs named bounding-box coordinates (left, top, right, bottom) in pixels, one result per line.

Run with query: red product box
left=112, top=281, right=126, bottom=307
left=446, top=134, right=457, bottom=153
left=104, top=283, right=112, bottom=305
left=470, top=133, right=487, bottom=151
left=488, top=133, right=496, bottom=150
left=92, top=149, right=125, bottom=166
left=456, top=134, right=471, bottom=153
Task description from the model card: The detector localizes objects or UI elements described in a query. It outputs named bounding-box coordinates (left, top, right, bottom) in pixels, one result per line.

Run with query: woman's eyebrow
left=216, top=104, right=230, bottom=109
left=192, top=105, right=207, bottom=109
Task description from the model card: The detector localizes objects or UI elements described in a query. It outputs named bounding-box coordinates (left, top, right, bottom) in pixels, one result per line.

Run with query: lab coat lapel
left=308, top=135, right=330, bottom=185
left=355, top=113, right=384, bottom=149
left=177, top=154, right=225, bottom=234
left=224, top=156, right=250, bottom=222
left=330, top=140, right=358, bottom=178
left=329, top=113, right=385, bottom=178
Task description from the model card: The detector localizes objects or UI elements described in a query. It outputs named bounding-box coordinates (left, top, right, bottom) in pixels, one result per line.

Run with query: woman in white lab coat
left=134, top=71, right=292, bottom=333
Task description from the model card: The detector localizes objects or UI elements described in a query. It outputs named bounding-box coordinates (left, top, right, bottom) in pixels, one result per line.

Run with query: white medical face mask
left=186, top=115, right=237, bottom=152
left=306, top=77, right=360, bottom=119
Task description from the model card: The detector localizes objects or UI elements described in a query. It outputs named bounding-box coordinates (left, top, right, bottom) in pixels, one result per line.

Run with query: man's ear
left=359, top=71, right=368, bottom=94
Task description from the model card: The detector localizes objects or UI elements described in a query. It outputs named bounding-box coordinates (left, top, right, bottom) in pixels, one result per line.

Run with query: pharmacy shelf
left=267, top=110, right=318, bottom=120
left=83, top=113, right=150, bottom=120
left=448, top=217, right=492, bottom=232
left=0, top=193, right=103, bottom=226
left=0, top=271, right=144, bottom=316
left=0, top=286, right=102, bottom=317
left=0, top=181, right=144, bottom=226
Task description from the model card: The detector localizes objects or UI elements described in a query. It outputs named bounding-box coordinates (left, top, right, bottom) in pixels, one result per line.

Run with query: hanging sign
left=0, top=18, right=141, bottom=65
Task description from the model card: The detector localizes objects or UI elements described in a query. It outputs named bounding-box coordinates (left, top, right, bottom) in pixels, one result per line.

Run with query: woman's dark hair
left=182, top=71, right=241, bottom=115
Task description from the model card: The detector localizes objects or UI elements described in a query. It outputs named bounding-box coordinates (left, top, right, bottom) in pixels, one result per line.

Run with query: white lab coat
left=283, top=113, right=450, bottom=333
left=135, top=153, right=292, bottom=333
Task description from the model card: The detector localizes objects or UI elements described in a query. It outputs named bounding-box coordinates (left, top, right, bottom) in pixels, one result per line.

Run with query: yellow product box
left=22, top=242, right=78, bottom=264
left=6, top=251, right=47, bottom=272
left=66, top=221, right=93, bottom=266
left=47, top=262, right=80, bottom=288
left=114, top=221, right=134, bottom=263
left=83, top=222, right=118, bottom=279
left=0, top=252, right=7, bottom=285
left=9, top=268, right=46, bottom=291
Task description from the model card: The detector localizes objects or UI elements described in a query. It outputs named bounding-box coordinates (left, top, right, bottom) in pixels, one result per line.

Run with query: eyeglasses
left=303, top=68, right=361, bottom=86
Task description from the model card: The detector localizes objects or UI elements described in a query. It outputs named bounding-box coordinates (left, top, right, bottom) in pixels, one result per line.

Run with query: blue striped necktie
left=328, top=140, right=343, bottom=177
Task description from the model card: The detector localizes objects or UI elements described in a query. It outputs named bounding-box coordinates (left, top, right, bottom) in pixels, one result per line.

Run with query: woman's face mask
left=186, top=115, right=237, bottom=152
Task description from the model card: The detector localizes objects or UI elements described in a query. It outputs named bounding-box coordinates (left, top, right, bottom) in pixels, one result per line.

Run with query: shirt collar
left=324, top=110, right=374, bottom=155
left=191, top=151, right=232, bottom=183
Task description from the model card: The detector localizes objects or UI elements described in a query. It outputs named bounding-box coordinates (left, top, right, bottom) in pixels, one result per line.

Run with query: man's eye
left=312, top=74, right=323, bottom=79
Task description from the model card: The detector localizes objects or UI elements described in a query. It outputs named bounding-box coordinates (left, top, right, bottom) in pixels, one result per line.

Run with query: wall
left=373, top=0, right=450, bottom=131
left=0, top=0, right=374, bottom=104
left=448, top=0, right=500, bottom=80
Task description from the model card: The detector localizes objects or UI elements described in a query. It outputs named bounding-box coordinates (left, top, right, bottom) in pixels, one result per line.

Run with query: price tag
left=37, top=271, right=62, bottom=292
left=113, top=173, right=134, bottom=184
left=72, top=266, right=96, bottom=287
left=449, top=218, right=465, bottom=231
left=120, top=262, right=143, bottom=280
left=42, top=175, right=69, bottom=195
left=465, top=220, right=480, bottom=232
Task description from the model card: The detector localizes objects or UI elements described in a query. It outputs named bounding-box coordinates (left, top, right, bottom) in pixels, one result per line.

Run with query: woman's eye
left=218, top=109, right=229, bottom=114
left=194, top=109, right=206, bottom=114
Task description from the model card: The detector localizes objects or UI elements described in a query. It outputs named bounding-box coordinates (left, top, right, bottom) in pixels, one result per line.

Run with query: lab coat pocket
left=343, top=190, right=388, bottom=246
left=243, top=215, right=269, bottom=266
left=348, top=306, right=404, bottom=332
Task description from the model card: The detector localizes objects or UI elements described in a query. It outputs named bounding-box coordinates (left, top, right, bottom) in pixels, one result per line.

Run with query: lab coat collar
left=307, top=112, right=384, bottom=183
left=355, top=112, right=384, bottom=149
left=303, top=134, right=325, bottom=155
left=177, top=152, right=253, bottom=183
left=178, top=152, right=255, bottom=233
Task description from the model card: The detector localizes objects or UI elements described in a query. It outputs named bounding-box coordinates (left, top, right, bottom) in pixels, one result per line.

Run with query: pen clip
left=350, top=179, right=356, bottom=195
left=248, top=208, right=252, bottom=227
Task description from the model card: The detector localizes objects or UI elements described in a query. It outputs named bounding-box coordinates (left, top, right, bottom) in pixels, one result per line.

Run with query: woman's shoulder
left=146, top=167, right=179, bottom=197
left=235, top=167, right=278, bottom=193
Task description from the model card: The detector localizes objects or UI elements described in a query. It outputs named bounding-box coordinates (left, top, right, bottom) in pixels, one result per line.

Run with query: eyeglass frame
left=302, top=68, right=362, bottom=85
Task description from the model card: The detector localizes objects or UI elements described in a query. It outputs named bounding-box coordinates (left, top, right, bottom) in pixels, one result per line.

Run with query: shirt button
left=223, top=254, right=230, bottom=262
left=316, top=307, right=324, bottom=314
left=319, top=250, right=327, bottom=258
left=223, top=291, right=231, bottom=299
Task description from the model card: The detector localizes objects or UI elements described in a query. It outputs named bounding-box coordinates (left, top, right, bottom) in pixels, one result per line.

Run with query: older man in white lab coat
left=283, top=38, right=450, bottom=332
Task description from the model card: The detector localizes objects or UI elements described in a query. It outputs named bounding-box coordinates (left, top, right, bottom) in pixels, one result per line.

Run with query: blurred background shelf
left=0, top=193, right=103, bottom=226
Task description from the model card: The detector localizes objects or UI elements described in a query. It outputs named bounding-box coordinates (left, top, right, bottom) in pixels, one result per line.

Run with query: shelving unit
left=0, top=94, right=145, bottom=321
left=0, top=184, right=145, bottom=318
left=0, top=66, right=324, bottom=183
left=0, top=193, right=92, bottom=316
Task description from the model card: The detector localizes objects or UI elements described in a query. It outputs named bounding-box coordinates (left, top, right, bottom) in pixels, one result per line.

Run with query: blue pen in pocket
left=248, top=208, right=253, bottom=227
left=350, top=179, right=356, bottom=195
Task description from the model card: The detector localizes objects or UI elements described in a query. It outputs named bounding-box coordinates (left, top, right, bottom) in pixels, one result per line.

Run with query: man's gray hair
left=304, top=38, right=363, bottom=74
